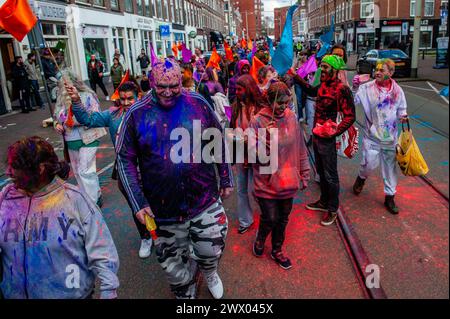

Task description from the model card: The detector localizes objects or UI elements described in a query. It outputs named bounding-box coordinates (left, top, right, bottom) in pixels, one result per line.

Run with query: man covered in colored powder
left=352, top=59, right=408, bottom=214
left=291, top=55, right=356, bottom=226
left=116, top=58, right=234, bottom=299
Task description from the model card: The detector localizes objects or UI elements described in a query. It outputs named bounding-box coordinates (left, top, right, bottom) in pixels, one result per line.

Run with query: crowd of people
left=0, top=38, right=409, bottom=299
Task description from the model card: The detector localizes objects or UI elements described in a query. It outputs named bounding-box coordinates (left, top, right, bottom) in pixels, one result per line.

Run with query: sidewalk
left=347, top=54, right=449, bottom=85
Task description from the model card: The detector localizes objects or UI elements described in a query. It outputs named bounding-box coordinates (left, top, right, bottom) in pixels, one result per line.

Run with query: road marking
left=400, top=84, right=435, bottom=92
left=427, top=81, right=449, bottom=104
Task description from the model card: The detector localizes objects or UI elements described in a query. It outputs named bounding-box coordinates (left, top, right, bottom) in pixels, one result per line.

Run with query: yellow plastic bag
left=396, top=122, right=429, bottom=176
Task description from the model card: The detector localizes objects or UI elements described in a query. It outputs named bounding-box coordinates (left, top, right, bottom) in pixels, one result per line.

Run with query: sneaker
left=353, top=176, right=366, bottom=195
left=384, top=195, right=399, bottom=215
left=270, top=251, right=292, bottom=270
left=206, top=272, right=224, bottom=299
left=238, top=224, right=252, bottom=234
left=21, top=110, right=29, bottom=114
left=321, top=211, right=338, bottom=226
left=29, top=107, right=37, bottom=112
left=306, top=200, right=328, bottom=212
left=253, top=241, right=264, bottom=257
left=138, top=238, right=153, bottom=258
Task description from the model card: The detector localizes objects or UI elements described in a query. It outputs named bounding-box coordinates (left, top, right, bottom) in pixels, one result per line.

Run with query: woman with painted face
left=257, top=65, right=278, bottom=96
left=330, top=44, right=349, bottom=87
left=228, top=60, right=251, bottom=105
left=54, top=70, right=106, bottom=207
left=352, top=59, right=408, bottom=214
left=0, top=136, right=119, bottom=299
left=68, top=81, right=153, bottom=258
left=249, top=81, right=310, bottom=269
left=201, top=67, right=225, bottom=96
left=230, top=74, right=266, bottom=234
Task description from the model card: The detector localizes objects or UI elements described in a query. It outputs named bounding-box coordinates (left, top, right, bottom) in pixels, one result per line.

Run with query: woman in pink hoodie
left=249, top=81, right=310, bottom=270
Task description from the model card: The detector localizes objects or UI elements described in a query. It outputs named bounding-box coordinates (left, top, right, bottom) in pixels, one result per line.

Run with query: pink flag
left=182, top=43, right=193, bottom=64
left=297, top=54, right=317, bottom=78
left=149, top=43, right=158, bottom=66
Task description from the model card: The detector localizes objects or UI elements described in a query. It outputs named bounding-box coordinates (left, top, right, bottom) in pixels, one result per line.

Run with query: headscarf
left=321, top=55, right=347, bottom=71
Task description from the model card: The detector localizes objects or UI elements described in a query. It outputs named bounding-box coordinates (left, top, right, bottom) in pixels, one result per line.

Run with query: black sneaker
left=238, top=224, right=252, bottom=234
left=384, top=195, right=399, bottom=215
left=29, top=108, right=37, bottom=112
left=271, top=251, right=292, bottom=270
left=253, top=241, right=264, bottom=257
left=321, top=211, right=338, bottom=226
left=306, top=200, right=328, bottom=212
left=21, top=110, right=29, bottom=114
left=353, top=176, right=366, bottom=195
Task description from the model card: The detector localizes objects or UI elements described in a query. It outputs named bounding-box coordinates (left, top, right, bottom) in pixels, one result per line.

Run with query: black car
left=356, top=49, right=412, bottom=78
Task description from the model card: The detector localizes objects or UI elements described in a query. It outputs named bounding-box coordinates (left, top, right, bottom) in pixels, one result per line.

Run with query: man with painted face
left=67, top=81, right=154, bottom=258
left=292, top=55, right=356, bottom=226
left=116, top=59, right=234, bottom=299
left=352, top=59, right=408, bottom=214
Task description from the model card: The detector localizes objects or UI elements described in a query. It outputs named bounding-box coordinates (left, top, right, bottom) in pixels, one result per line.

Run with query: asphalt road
left=0, top=78, right=448, bottom=299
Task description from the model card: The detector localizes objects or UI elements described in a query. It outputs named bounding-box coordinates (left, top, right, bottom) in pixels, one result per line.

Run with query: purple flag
left=224, top=106, right=232, bottom=122
left=149, top=42, right=158, bottom=66
left=297, top=54, right=317, bottom=78
left=251, top=44, right=257, bottom=58
left=182, top=43, right=193, bottom=64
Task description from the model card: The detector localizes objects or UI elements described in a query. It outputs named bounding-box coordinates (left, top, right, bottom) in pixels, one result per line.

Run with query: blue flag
left=272, top=4, right=299, bottom=76
left=267, top=36, right=275, bottom=60
left=317, top=15, right=335, bottom=58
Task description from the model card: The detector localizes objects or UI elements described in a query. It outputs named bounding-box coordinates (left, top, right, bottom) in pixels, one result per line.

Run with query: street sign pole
left=411, top=0, right=422, bottom=78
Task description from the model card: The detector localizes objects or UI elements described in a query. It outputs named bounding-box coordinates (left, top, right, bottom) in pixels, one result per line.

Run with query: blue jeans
left=294, top=84, right=304, bottom=120
left=235, top=164, right=254, bottom=227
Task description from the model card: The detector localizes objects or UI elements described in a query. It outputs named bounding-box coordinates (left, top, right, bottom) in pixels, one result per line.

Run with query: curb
left=0, top=111, right=20, bottom=119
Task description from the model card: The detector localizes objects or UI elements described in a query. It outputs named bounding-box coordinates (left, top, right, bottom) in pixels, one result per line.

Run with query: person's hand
left=220, top=187, right=233, bottom=199
left=136, top=207, right=155, bottom=225
left=99, top=72, right=103, bottom=78
left=352, top=75, right=361, bottom=90
left=54, top=123, right=64, bottom=135
left=400, top=116, right=409, bottom=124
left=64, top=82, right=81, bottom=103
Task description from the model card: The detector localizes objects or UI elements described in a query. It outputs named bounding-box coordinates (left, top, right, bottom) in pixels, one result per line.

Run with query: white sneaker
left=206, top=272, right=224, bottom=299
left=138, top=238, right=152, bottom=259
left=106, top=96, right=110, bottom=101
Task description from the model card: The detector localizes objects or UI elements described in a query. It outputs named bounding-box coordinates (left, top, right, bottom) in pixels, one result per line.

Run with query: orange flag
left=111, top=69, right=130, bottom=101
left=250, top=56, right=265, bottom=84
left=240, top=38, right=247, bottom=49
left=206, top=48, right=221, bottom=70
left=248, top=39, right=253, bottom=50
left=224, top=42, right=234, bottom=62
left=0, top=0, right=38, bottom=41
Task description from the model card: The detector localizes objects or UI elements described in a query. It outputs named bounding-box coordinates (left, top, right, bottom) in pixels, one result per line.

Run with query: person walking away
left=0, top=136, right=119, bottom=299
left=54, top=70, right=106, bottom=206
left=69, top=81, right=153, bottom=257
left=292, top=55, right=356, bottom=226
left=250, top=81, right=310, bottom=269
left=24, top=53, right=44, bottom=109
left=116, top=59, right=234, bottom=299
left=11, top=56, right=34, bottom=113
left=87, top=54, right=109, bottom=100
left=352, top=59, right=408, bottom=214
left=110, top=58, right=125, bottom=91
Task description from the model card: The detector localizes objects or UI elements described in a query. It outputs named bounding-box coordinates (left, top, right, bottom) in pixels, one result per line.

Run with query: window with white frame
left=424, top=0, right=435, bottom=16
left=360, top=0, right=374, bottom=19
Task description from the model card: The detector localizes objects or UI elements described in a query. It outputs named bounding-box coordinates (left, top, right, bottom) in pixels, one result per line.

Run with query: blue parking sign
left=160, top=25, right=170, bottom=38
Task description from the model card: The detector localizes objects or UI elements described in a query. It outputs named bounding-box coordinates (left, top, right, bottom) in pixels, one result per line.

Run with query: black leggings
left=256, top=197, right=293, bottom=253
left=89, top=78, right=108, bottom=97
left=117, top=178, right=150, bottom=240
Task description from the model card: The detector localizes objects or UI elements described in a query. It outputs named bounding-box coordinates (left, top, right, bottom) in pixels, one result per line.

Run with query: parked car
left=356, top=49, right=412, bottom=78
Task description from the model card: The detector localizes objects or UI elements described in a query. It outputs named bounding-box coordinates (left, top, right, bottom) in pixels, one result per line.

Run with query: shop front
left=81, top=25, right=111, bottom=73
left=356, top=21, right=375, bottom=55
left=173, top=23, right=186, bottom=45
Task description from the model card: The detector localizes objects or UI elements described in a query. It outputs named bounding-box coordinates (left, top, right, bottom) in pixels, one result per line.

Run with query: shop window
left=83, top=38, right=109, bottom=70
left=56, top=24, right=67, bottom=36
left=110, top=0, right=120, bottom=10
left=42, top=23, right=55, bottom=36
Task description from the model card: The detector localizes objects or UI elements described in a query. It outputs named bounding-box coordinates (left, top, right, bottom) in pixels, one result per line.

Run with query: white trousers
left=68, top=147, right=101, bottom=203
left=359, top=138, right=398, bottom=196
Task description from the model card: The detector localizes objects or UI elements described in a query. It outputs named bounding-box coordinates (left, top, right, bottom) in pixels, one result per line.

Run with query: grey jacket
left=0, top=178, right=119, bottom=299
left=24, top=60, right=39, bottom=81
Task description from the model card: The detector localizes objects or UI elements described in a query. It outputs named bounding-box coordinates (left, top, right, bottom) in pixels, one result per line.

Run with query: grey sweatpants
left=155, top=200, right=228, bottom=299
